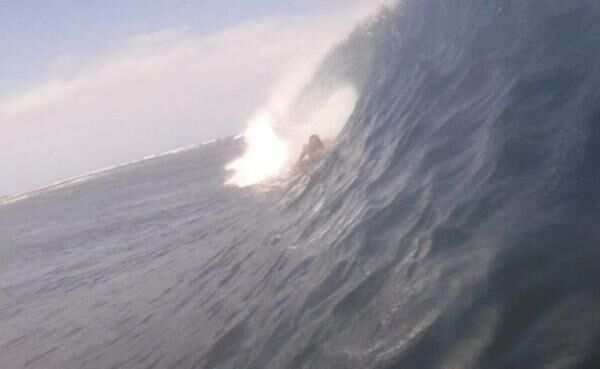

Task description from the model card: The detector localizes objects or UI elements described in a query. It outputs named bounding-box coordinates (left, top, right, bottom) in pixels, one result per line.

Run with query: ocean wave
left=1, top=1, right=599, bottom=368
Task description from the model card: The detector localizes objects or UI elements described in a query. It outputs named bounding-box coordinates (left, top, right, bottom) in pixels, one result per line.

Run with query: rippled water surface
left=2, top=1, right=600, bottom=368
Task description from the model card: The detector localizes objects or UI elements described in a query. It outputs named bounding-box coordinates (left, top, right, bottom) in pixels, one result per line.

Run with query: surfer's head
left=309, top=134, right=323, bottom=148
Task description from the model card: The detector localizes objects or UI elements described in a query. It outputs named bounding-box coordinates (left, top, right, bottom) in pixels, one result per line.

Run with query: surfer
left=297, top=134, right=325, bottom=163
left=292, top=134, right=325, bottom=173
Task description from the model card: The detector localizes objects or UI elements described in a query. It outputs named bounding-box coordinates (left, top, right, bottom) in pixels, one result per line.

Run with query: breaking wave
left=225, top=0, right=600, bottom=367
left=2, top=1, right=600, bottom=369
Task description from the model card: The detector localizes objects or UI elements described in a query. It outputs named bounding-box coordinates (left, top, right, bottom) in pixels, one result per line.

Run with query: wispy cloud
left=0, top=0, right=390, bottom=195
left=0, top=8, right=374, bottom=119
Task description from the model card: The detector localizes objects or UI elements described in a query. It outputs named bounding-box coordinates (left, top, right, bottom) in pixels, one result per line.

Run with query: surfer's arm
left=297, top=145, right=307, bottom=162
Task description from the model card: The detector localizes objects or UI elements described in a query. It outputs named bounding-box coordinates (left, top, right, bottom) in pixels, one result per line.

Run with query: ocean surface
left=2, top=0, right=600, bottom=368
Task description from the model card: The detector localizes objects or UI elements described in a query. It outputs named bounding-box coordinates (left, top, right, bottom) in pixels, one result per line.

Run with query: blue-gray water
left=2, top=1, right=600, bottom=368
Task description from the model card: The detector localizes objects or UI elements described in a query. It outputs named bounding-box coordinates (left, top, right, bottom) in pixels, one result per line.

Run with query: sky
left=0, top=0, right=383, bottom=196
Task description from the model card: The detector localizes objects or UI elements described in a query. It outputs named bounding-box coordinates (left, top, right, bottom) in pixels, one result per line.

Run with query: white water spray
left=225, top=0, right=392, bottom=187
left=226, top=112, right=290, bottom=187
left=226, top=85, right=358, bottom=187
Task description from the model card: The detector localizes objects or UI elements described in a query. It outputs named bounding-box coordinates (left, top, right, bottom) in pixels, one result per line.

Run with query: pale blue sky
left=0, top=0, right=378, bottom=196
left=0, top=0, right=352, bottom=97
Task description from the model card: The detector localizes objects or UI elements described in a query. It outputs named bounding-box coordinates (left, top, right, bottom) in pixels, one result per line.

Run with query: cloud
left=0, top=1, right=391, bottom=195
left=0, top=15, right=355, bottom=119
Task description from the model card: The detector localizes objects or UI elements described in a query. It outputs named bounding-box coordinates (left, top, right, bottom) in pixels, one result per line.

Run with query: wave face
left=253, top=0, right=600, bottom=367
left=319, top=1, right=600, bottom=366
left=2, top=1, right=600, bottom=369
